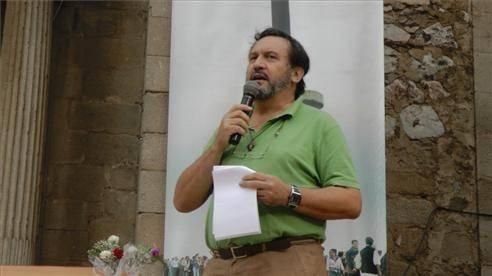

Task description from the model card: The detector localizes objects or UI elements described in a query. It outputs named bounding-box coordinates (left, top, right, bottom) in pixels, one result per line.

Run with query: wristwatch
left=287, top=185, right=302, bottom=209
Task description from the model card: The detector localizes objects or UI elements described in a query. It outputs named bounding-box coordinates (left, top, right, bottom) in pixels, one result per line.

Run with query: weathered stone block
left=483, top=266, right=492, bottom=275
left=150, top=0, right=171, bottom=17
left=69, top=102, right=141, bottom=135
left=138, top=170, right=166, bottom=213
left=400, top=105, right=445, bottom=139
left=76, top=8, right=119, bottom=37
left=430, top=0, right=469, bottom=10
left=385, top=55, right=398, bottom=74
left=50, top=131, right=87, bottom=164
left=473, top=0, right=492, bottom=16
left=475, top=53, right=492, bottom=93
left=110, top=167, right=138, bottom=191
left=476, top=92, right=492, bottom=133
left=88, top=217, right=134, bottom=246
left=146, top=16, right=171, bottom=56
left=441, top=232, right=476, bottom=261
left=103, top=189, right=137, bottom=220
left=52, top=37, right=85, bottom=66
left=387, top=197, right=434, bottom=225
left=386, top=170, right=437, bottom=195
left=74, top=1, right=145, bottom=9
left=422, top=80, right=450, bottom=100
left=140, top=134, right=167, bottom=170
left=475, top=35, right=492, bottom=54
left=480, top=218, right=492, bottom=263
left=391, top=226, right=424, bottom=258
left=41, top=230, right=89, bottom=262
left=477, top=133, right=492, bottom=180
left=53, top=6, right=75, bottom=35
left=479, top=178, right=492, bottom=214
left=88, top=201, right=104, bottom=222
left=142, top=93, right=168, bottom=133
left=51, top=165, right=106, bottom=202
left=384, top=24, right=411, bottom=43
left=145, top=56, right=170, bottom=92
left=82, top=38, right=145, bottom=69
left=135, top=213, right=164, bottom=247
left=46, top=98, right=70, bottom=131
left=388, top=259, right=417, bottom=276
left=385, top=0, right=430, bottom=5
left=51, top=65, right=83, bottom=99
left=422, top=23, right=457, bottom=48
left=119, top=9, right=147, bottom=39
left=85, top=133, right=139, bottom=165
left=82, top=68, right=145, bottom=104
left=44, top=199, right=88, bottom=230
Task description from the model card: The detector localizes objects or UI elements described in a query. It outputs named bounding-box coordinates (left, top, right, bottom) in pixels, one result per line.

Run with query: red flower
left=113, top=247, right=124, bottom=259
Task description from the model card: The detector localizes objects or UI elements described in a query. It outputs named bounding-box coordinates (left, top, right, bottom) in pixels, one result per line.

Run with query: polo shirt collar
left=271, top=94, right=304, bottom=120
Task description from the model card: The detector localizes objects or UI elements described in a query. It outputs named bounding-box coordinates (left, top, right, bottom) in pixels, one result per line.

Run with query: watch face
left=288, top=187, right=302, bottom=208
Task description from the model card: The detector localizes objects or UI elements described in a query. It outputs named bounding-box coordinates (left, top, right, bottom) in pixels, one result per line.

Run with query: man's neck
left=254, top=90, right=295, bottom=116
left=249, top=90, right=295, bottom=129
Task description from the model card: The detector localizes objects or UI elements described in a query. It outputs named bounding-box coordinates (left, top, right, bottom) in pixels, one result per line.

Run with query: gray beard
left=255, top=72, right=291, bottom=100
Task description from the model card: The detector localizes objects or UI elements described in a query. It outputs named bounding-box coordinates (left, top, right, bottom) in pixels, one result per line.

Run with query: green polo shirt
left=205, top=95, right=359, bottom=250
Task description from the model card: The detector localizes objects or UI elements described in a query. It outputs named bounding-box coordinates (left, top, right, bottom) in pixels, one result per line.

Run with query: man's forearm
left=173, top=144, right=223, bottom=212
left=294, top=186, right=361, bottom=220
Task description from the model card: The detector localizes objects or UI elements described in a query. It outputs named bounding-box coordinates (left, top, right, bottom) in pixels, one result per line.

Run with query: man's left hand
left=240, top=173, right=291, bottom=207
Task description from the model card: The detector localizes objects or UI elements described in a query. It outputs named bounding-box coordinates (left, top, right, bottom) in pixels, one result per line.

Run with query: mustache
left=250, top=71, right=268, bottom=81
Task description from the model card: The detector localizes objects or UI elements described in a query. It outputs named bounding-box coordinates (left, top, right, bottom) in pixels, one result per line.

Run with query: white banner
left=165, top=0, right=385, bottom=259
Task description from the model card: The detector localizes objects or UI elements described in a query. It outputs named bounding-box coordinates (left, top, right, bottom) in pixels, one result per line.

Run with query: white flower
left=99, top=250, right=112, bottom=261
left=107, top=235, right=119, bottom=245
left=126, top=245, right=138, bottom=255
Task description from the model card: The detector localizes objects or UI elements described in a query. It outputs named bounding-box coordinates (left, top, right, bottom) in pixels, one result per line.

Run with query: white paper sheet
left=212, top=166, right=261, bottom=240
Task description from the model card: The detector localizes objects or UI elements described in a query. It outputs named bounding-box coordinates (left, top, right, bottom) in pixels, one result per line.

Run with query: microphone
left=229, top=81, right=260, bottom=145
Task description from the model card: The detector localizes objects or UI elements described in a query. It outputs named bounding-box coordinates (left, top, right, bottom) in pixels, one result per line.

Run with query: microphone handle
left=229, top=94, right=255, bottom=145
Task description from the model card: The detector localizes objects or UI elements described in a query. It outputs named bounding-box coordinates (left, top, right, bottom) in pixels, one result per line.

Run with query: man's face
left=352, top=241, right=359, bottom=249
left=246, top=36, right=294, bottom=100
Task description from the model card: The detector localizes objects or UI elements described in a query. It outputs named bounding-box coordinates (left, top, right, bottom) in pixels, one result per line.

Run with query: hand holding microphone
left=229, top=81, right=260, bottom=145
left=213, top=81, right=260, bottom=152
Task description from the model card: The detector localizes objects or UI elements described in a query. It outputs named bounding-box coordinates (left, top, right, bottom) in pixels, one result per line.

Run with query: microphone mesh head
left=243, top=81, right=261, bottom=98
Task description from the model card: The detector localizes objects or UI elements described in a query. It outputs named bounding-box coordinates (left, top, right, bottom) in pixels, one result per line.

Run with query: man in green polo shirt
left=174, top=27, right=361, bottom=276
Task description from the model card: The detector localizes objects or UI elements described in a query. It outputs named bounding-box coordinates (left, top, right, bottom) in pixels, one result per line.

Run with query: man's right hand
left=213, top=104, right=252, bottom=151
left=174, top=104, right=252, bottom=212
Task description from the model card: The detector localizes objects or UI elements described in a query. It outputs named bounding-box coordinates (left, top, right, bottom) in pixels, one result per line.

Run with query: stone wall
left=384, top=0, right=480, bottom=275
left=39, top=1, right=148, bottom=265
left=473, top=0, right=492, bottom=275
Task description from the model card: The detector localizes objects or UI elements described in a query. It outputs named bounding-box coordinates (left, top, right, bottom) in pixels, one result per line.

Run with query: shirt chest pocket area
left=231, top=135, right=272, bottom=160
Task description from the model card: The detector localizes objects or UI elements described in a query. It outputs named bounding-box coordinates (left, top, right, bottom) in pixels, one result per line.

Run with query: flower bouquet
left=87, top=235, right=163, bottom=276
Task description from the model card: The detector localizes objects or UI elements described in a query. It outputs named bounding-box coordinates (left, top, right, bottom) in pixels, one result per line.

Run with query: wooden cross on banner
left=271, top=0, right=324, bottom=109
left=271, top=0, right=290, bottom=34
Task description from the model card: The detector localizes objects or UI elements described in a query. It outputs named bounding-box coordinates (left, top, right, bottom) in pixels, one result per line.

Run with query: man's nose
left=252, top=56, right=266, bottom=69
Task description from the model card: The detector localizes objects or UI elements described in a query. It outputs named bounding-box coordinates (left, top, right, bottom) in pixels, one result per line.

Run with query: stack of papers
left=212, top=165, right=261, bottom=240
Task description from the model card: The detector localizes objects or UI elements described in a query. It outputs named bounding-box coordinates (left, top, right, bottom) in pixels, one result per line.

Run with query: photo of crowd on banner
left=163, top=236, right=386, bottom=276
left=326, top=237, right=387, bottom=276
left=163, top=254, right=209, bottom=276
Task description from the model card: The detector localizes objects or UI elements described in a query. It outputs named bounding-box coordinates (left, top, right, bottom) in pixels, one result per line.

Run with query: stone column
left=473, top=0, right=492, bottom=275
left=0, top=1, right=52, bottom=264
left=135, top=1, right=171, bottom=275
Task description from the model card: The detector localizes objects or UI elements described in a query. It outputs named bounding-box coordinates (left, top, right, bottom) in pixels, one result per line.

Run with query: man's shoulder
left=346, top=248, right=357, bottom=255
left=297, top=102, right=338, bottom=127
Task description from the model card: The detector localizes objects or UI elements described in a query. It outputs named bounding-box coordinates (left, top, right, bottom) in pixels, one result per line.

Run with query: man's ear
left=291, top=67, right=305, bottom=84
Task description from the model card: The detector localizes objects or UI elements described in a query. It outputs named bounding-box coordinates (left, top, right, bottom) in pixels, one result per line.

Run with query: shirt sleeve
left=316, top=124, right=359, bottom=189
